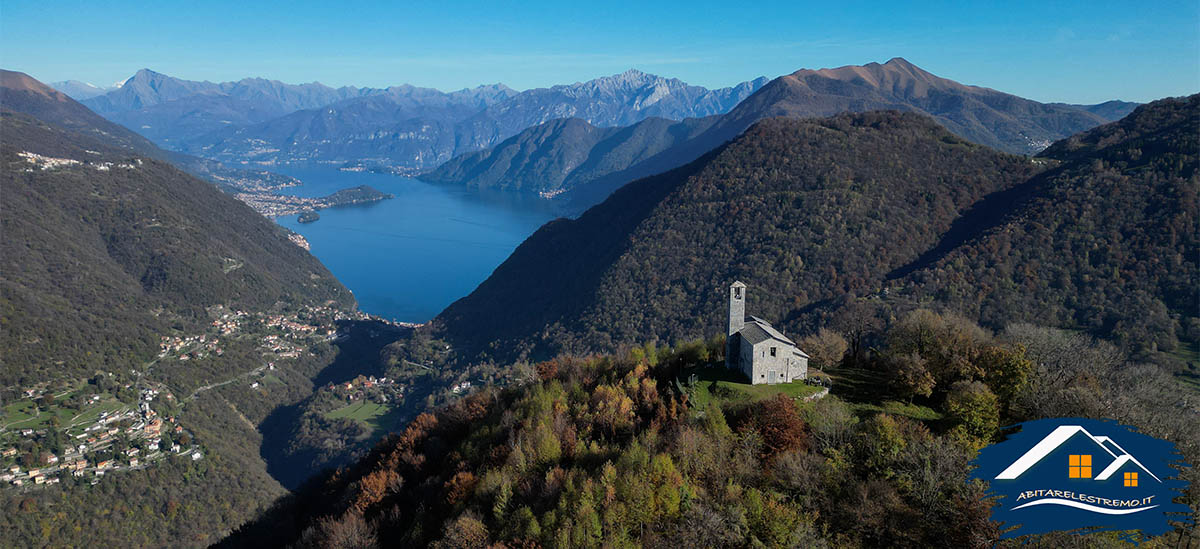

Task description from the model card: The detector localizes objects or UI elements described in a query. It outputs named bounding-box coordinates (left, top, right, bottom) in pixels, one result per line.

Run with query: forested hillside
left=434, top=97, right=1198, bottom=368
left=1, top=69, right=162, bottom=153
left=0, top=72, right=369, bottom=547
left=894, top=96, right=1199, bottom=355
left=219, top=316, right=1199, bottom=548
left=1, top=109, right=351, bottom=384
left=435, top=111, right=1040, bottom=361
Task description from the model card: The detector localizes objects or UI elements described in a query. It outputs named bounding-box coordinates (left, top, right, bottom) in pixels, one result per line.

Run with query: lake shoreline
left=271, top=165, right=559, bottom=324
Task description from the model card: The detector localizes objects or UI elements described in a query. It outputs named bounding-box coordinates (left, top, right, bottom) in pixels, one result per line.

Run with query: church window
left=770, top=347, right=777, bottom=357
left=734, top=287, right=742, bottom=299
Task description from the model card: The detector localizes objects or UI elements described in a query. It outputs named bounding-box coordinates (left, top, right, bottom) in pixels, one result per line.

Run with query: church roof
left=740, top=318, right=797, bottom=347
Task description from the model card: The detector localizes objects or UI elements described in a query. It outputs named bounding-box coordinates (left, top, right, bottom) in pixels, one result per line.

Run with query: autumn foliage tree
left=741, top=394, right=810, bottom=460
left=798, top=327, right=849, bottom=371
left=885, top=352, right=935, bottom=403
left=944, top=380, right=1000, bottom=451
left=221, top=330, right=1184, bottom=549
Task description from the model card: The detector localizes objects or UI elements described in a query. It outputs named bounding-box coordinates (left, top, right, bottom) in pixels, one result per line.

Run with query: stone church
left=725, top=281, right=809, bottom=384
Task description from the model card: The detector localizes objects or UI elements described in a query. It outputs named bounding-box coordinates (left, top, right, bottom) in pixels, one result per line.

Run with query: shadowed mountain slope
left=433, top=111, right=1041, bottom=361
left=892, top=95, right=1199, bottom=354
left=433, top=96, right=1196, bottom=363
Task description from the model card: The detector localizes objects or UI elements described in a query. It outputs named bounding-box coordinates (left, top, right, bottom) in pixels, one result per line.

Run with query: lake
left=273, top=166, right=560, bottom=323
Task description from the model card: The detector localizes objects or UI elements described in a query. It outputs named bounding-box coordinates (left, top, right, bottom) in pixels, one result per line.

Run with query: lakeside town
left=233, top=184, right=394, bottom=218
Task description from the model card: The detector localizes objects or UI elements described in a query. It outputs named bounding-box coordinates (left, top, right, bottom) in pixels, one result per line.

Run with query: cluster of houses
left=264, top=314, right=326, bottom=336
left=17, top=151, right=141, bottom=173
left=261, top=335, right=304, bottom=359
left=1, top=304, right=378, bottom=492
left=288, top=233, right=311, bottom=250
left=331, top=375, right=404, bottom=404
left=159, top=333, right=224, bottom=361
left=159, top=307, right=351, bottom=364
left=0, top=383, right=197, bottom=490
left=211, top=310, right=249, bottom=335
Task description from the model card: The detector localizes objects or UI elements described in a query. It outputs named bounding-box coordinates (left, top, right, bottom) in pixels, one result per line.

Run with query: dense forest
left=220, top=311, right=1199, bottom=548
left=894, top=95, right=1199, bottom=356
left=436, top=111, right=1040, bottom=361
left=435, top=97, right=1199, bottom=372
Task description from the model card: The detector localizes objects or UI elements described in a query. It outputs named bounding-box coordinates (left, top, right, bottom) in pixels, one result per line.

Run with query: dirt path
left=184, top=365, right=266, bottom=402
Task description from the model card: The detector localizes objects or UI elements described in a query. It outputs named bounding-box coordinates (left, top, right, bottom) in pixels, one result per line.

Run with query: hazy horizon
left=3, top=0, right=1197, bottom=104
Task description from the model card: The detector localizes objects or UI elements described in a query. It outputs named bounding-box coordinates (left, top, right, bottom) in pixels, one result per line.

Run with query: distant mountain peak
left=779, top=57, right=966, bottom=98
left=2, top=70, right=70, bottom=101
left=49, top=79, right=117, bottom=100
left=130, top=68, right=166, bottom=80
left=582, top=69, right=667, bottom=90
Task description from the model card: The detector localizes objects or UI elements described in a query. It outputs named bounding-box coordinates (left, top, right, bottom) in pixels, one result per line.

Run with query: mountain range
left=432, top=94, right=1197, bottom=364
left=12, top=70, right=316, bottom=199
left=72, top=68, right=767, bottom=172
left=426, top=58, right=1136, bottom=211
left=79, top=69, right=388, bottom=145
left=49, top=79, right=118, bottom=100
left=3, top=60, right=1194, bottom=548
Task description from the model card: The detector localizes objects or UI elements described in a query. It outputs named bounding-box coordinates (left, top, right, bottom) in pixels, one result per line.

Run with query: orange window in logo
left=1124, top=472, right=1138, bottom=487
left=1068, top=454, right=1092, bottom=478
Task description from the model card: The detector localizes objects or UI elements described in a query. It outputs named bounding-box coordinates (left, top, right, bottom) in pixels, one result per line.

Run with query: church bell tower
left=726, top=281, right=746, bottom=368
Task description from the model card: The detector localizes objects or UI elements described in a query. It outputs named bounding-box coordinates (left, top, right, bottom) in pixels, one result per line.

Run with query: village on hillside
left=0, top=380, right=199, bottom=488
left=0, top=302, right=379, bottom=492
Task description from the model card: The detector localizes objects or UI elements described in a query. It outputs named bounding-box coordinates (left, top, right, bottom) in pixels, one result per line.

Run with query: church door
left=768, top=370, right=777, bottom=384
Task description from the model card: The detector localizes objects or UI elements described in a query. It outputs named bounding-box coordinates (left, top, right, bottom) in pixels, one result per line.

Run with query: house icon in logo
left=995, top=425, right=1162, bottom=486
left=970, top=418, right=1192, bottom=539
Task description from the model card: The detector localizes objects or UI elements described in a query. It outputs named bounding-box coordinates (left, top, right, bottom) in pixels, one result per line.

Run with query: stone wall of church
left=746, top=340, right=795, bottom=384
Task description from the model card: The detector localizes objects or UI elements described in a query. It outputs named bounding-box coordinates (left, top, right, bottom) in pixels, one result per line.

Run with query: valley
left=0, top=301, right=359, bottom=489
left=1, top=19, right=1196, bottom=544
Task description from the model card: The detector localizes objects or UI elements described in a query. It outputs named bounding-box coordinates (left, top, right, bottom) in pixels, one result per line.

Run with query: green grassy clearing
left=326, top=400, right=389, bottom=421
left=681, top=363, right=824, bottom=408
left=825, top=366, right=943, bottom=422
left=324, top=400, right=403, bottom=434
left=2, top=389, right=129, bottom=432
left=1167, top=340, right=1200, bottom=393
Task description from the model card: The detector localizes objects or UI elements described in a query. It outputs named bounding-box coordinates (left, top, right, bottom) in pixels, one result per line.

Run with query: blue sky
left=2, top=1, right=1197, bottom=103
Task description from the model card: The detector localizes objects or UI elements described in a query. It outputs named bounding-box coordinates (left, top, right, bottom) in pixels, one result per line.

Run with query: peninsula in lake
left=237, top=183, right=394, bottom=218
